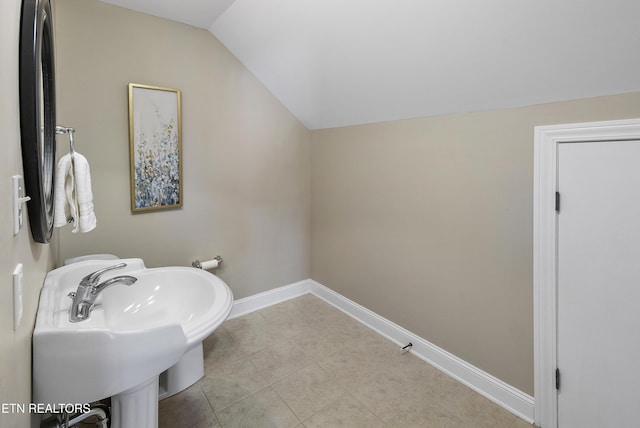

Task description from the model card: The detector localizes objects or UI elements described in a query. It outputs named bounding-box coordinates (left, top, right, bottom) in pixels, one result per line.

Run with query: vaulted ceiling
left=99, top=0, right=640, bottom=129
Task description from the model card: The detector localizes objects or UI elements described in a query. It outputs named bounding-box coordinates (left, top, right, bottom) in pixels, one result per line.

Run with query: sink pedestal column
left=111, top=376, right=159, bottom=428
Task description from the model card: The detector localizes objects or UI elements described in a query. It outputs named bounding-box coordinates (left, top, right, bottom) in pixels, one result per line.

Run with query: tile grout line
left=194, top=383, right=223, bottom=428
left=213, top=358, right=270, bottom=414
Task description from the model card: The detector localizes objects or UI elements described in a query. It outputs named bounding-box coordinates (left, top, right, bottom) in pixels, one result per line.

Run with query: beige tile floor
left=158, top=294, right=533, bottom=428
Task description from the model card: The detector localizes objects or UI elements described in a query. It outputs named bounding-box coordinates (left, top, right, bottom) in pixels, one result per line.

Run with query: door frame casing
left=533, top=118, right=640, bottom=427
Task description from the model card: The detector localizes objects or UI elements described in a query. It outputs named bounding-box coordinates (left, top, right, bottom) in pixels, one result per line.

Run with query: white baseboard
left=229, top=278, right=535, bottom=424
left=228, top=279, right=313, bottom=319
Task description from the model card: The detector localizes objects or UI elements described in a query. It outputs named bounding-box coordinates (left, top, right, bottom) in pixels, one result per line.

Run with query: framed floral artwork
left=128, top=83, right=182, bottom=212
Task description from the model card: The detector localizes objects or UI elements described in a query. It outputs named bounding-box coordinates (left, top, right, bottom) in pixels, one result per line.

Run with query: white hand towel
left=72, top=153, right=97, bottom=233
left=54, top=154, right=72, bottom=227
left=53, top=152, right=97, bottom=233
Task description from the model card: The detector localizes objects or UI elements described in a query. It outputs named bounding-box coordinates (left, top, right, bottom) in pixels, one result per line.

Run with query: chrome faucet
left=69, top=263, right=137, bottom=323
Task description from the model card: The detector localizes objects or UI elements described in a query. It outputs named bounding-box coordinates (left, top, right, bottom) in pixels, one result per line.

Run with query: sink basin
left=33, top=258, right=233, bottom=407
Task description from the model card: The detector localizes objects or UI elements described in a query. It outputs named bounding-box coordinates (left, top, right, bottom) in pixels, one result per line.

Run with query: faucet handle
left=80, top=262, right=127, bottom=286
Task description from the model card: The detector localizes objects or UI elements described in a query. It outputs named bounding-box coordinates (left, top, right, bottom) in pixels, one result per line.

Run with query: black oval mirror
left=19, top=0, right=56, bottom=243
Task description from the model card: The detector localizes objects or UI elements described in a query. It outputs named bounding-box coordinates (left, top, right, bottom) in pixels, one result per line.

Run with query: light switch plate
left=12, top=175, right=30, bottom=235
left=13, top=263, right=23, bottom=330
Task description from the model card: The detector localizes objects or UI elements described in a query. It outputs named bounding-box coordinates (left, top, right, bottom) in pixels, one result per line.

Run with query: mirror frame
left=19, top=0, right=57, bottom=243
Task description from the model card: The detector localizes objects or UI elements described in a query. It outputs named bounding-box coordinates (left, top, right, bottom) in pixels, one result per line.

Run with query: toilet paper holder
left=192, top=255, right=223, bottom=270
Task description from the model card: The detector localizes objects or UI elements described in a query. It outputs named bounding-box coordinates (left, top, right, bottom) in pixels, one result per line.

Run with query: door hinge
left=556, top=368, right=560, bottom=390
left=555, top=192, right=560, bottom=212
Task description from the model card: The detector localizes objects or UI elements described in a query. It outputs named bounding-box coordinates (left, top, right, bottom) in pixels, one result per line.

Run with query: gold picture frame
left=128, top=83, right=182, bottom=212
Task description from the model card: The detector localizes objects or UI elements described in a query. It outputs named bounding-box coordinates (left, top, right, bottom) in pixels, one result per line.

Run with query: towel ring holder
left=56, top=126, right=76, bottom=159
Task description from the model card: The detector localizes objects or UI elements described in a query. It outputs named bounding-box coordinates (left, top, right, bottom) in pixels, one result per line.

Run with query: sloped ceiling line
left=100, top=0, right=640, bottom=129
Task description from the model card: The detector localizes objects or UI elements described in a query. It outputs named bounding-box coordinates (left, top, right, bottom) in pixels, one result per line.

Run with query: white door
left=557, top=140, right=640, bottom=427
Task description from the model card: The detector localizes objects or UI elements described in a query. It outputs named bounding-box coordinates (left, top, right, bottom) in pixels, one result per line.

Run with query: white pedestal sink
left=33, top=258, right=233, bottom=428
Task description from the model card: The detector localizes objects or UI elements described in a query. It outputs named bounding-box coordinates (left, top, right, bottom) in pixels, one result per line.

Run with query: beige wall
left=53, top=0, right=311, bottom=299
left=311, top=92, right=640, bottom=395
left=0, top=0, right=56, bottom=426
